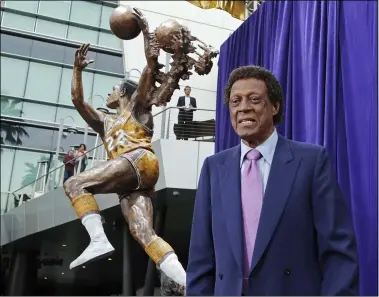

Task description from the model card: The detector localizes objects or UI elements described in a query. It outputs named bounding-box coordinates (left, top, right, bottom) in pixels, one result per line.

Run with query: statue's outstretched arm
left=71, top=43, right=105, bottom=135
left=130, top=8, right=163, bottom=105
left=133, top=8, right=160, bottom=69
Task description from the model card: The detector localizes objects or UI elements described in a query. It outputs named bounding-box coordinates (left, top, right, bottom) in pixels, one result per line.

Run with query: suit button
left=284, top=269, right=291, bottom=276
left=219, top=273, right=223, bottom=280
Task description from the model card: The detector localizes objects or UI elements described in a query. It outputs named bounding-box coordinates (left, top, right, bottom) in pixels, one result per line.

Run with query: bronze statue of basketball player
left=63, top=8, right=218, bottom=292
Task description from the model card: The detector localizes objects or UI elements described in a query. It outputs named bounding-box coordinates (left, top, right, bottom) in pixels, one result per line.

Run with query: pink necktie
left=241, top=149, right=263, bottom=289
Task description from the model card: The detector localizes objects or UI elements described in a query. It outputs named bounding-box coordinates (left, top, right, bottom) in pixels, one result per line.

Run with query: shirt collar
left=240, top=129, right=278, bottom=167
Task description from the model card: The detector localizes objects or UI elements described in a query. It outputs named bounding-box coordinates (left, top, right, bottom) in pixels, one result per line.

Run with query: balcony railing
left=2, top=107, right=215, bottom=214
left=152, top=106, right=215, bottom=141
left=5, top=142, right=105, bottom=213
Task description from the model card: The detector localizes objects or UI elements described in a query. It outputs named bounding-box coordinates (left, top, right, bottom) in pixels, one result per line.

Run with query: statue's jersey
left=102, top=109, right=153, bottom=159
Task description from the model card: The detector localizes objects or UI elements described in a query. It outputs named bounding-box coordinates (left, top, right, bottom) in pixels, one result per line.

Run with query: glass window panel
left=67, top=26, right=98, bottom=45
left=0, top=97, right=23, bottom=117
left=98, top=32, right=121, bottom=51
left=1, top=192, right=13, bottom=214
left=24, top=125, right=54, bottom=150
left=0, top=56, right=29, bottom=97
left=100, top=5, right=113, bottom=30
left=31, top=39, right=65, bottom=63
left=92, top=73, right=121, bottom=104
left=0, top=121, right=28, bottom=147
left=5, top=0, right=38, bottom=13
left=9, top=150, right=51, bottom=195
left=25, top=125, right=54, bottom=151
left=21, top=102, right=56, bottom=122
left=38, top=1, right=71, bottom=20
left=58, top=68, right=94, bottom=105
left=1, top=122, right=55, bottom=151
left=70, top=1, right=101, bottom=27
left=95, top=52, right=123, bottom=74
left=55, top=107, right=86, bottom=129
left=25, top=62, right=62, bottom=103
left=57, top=68, right=73, bottom=106
left=52, top=130, right=82, bottom=153
left=35, top=19, right=68, bottom=39
left=52, top=131, right=97, bottom=153
left=0, top=148, right=15, bottom=193
left=85, top=133, right=98, bottom=151
left=2, top=12, right=35, bottom=31
left=0, top=33, right=33, bottom=56
left=1, top=158, right=15, bottom=212
left=63, top=46, right=76, bottom=65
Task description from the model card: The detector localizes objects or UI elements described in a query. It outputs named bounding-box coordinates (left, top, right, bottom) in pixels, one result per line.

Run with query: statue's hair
left=120, top=79, right=138, bottom=97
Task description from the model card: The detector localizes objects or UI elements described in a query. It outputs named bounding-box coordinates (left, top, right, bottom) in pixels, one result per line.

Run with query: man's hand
left=74, top=43, right=94, bottom=71
left=132, top=8, right=149, bottom=34
left=194, top=41, right=219, bottom=75
left=132, top=8, right=159, bottom=63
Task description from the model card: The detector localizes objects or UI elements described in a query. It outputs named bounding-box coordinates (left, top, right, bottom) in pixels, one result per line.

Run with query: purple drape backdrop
left=215, top=1, right=377, bottom=295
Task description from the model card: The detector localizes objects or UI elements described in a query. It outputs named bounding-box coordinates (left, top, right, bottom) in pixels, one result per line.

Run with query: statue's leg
left=120, top=192, right=186, bottom=288
left=63, top=156, right=139, bottom=270
left=115, top=149, right=186, bottom=287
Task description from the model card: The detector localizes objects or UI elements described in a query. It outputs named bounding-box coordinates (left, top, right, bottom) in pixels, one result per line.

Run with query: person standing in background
left=177, top=86, right=197, bottom=140
left=75, top=143, right=88, bottom=173
left=63, top=150, right=76, bottom=184
left=186, top=66, right=358, bottom=296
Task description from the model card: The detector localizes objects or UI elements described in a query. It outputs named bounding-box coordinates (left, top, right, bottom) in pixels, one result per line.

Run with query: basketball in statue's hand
left=109, top=5, right=141, bottom=40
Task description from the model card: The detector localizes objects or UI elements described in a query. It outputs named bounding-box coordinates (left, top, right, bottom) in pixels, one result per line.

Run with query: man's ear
left=272, top=102, right=280, bottom=115
left=120, top=88, right=126, bottom=97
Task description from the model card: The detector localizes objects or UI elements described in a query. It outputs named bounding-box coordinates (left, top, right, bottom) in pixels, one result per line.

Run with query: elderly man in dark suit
left=186, top=66, right=359, bottom=296
left=177, top=86, right=197, bottom=140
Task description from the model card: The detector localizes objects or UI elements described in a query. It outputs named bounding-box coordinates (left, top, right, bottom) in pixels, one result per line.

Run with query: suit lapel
left=219, top=146, right=244, bottom=275
left=250, top=136, right=301, bottom=272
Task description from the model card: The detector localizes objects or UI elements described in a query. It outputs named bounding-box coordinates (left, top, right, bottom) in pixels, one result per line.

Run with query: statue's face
left=106, top=84, right=121, bottom=109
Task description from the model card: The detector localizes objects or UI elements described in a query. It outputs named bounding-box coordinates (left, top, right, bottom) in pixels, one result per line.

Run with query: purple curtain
left=215, top=1, right=377, bottom=295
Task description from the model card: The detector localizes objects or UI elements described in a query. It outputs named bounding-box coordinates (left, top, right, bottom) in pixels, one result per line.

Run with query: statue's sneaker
left=69, top=238, right=115, bottom=270
left=159, top=265, right=186, bottom=296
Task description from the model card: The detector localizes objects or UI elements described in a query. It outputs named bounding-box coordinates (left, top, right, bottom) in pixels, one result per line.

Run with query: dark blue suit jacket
left=187, top=136, right=359, bottom=296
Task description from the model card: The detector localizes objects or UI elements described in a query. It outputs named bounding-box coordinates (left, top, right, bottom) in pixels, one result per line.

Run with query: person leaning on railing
left=75, top=143, right=88, bottom=173
left=176, top=86, right=197, bottom=140
left=63, top=150, right=76, bottom=184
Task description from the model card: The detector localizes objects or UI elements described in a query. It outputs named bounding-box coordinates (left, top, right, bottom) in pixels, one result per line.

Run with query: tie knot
left=246, top=149, right=261, bottom=161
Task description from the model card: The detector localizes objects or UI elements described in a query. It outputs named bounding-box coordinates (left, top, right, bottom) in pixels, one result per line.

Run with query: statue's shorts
left=70, top=148, right=159, bottom=219
left=118, top=148, right=159, bottom=198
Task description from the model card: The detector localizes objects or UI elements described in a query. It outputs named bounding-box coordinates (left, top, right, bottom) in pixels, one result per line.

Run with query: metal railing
left=2, top=107, right=215, bottom=213
left=152, top=106, right=215, bottom=141
left=4, top=143, right=106, bottom=213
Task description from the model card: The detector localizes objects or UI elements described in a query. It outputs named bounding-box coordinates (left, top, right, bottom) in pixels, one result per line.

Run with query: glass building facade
left=0, top=0, right=124, bottom=213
